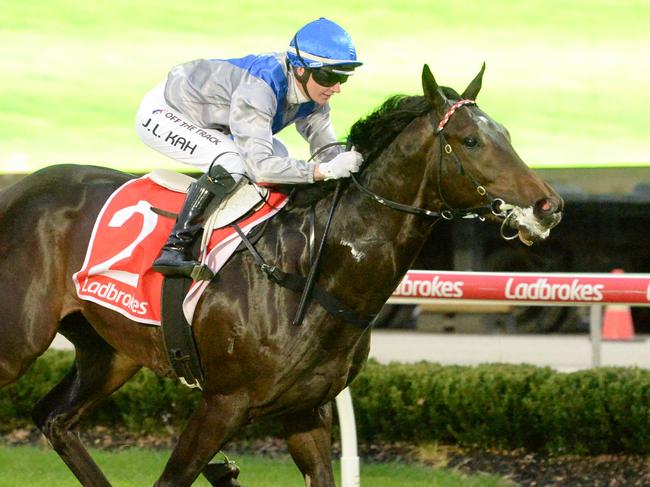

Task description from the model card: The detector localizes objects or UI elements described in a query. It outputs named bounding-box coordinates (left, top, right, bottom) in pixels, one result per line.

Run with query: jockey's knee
left=208, top=152, right=246, bottom=182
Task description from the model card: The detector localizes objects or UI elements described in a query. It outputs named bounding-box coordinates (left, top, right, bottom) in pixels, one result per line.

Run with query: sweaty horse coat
left=0, top=65, right=562, bottom=487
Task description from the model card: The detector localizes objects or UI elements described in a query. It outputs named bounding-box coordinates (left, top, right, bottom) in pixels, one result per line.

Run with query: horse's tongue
left=518, top=231, right=534, bottom=246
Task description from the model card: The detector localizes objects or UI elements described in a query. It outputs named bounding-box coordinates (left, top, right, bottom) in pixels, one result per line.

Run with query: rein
left=351, top=98, right=514, bottom=223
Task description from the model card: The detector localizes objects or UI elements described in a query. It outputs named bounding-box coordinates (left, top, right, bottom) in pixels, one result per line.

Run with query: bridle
left=350, top=98, right=515, bottom=224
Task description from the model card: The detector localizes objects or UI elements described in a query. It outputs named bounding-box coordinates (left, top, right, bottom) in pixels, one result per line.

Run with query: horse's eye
left=463, top=136, right=478, bottom=148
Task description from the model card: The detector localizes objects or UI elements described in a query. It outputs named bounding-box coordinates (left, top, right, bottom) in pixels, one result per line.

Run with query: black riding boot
left=152, top=166, right=238, bottom=279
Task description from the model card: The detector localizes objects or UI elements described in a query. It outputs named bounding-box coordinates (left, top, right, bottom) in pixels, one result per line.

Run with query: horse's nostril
left=534, top=198, right=559, bottom=217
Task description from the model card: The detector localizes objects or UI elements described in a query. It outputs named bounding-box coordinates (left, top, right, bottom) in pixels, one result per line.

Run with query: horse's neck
left=354, top=115, right=438, bottom=243
left=325, top=117, right=440, bottom=310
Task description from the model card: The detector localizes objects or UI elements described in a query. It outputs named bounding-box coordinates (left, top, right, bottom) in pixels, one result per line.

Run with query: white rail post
left=335, top=387, right=360, bottom=487
left=590, top=304, right=603, bottom=367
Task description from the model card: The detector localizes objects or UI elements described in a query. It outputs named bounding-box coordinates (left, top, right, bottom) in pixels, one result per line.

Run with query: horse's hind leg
left=0, top=299, right=60, bottom=390
left=31, top=313, right=141, bottom=487
left=283, top=404, right=336, bottom=487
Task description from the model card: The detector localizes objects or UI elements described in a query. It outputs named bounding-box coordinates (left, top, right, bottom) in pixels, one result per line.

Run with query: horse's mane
left=348, top=95, right=430, bottom=164
left=349, top=86, right=461, bottom=163
left=285, top=87, right=461, bottom=207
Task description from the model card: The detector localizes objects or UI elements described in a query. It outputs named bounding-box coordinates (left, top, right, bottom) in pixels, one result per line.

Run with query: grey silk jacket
left=163, top=52, right=343, bottom=184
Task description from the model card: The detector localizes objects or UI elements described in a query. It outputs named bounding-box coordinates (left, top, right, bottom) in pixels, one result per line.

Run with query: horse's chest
left=251, top=369, right=348, bottom=418
left=248, top=333, right=369, bottom=417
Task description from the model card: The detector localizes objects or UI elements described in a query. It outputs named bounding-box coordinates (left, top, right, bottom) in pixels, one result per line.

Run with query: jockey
left=135, top=17, right=363, bottom=279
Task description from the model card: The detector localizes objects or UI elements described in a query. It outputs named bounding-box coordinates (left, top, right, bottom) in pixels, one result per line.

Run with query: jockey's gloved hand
left=319, top=151, right=363, bottom=180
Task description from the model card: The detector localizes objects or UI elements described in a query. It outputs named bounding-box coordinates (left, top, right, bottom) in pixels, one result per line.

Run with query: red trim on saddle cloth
left=73, top=174, right=288, bottom=325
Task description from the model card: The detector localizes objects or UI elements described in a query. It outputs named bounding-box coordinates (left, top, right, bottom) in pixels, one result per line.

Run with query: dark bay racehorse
left=0, top=65, right=562, bottom=486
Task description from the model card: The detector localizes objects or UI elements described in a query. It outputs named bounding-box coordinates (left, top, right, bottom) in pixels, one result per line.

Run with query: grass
left=1, top=0, right=649, bottom=172
left=0, top=445, right=508, bottom=487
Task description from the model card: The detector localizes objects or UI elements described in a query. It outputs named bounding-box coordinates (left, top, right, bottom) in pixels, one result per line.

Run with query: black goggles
left=310, top=68, right=349, bottom=87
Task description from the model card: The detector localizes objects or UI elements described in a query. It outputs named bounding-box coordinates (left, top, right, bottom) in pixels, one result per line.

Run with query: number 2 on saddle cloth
left=73, top=173, right=288, bottom=326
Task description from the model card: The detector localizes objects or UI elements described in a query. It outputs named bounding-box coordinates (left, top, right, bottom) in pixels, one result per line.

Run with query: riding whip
left=292, top=140, right=351, bottom=326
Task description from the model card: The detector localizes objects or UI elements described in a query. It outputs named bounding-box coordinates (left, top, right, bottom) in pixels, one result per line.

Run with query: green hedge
left=351, top=361, right=650, bottom=454
left=3, top=351, right=650, bottom=454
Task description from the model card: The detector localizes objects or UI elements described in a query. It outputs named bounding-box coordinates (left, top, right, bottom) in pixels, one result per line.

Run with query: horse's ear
left=422, top=64, right=446, bottom=110
left=461, top=62, right=486, bottom=100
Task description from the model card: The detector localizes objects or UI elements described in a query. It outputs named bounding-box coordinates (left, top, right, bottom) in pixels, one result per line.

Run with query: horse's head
left=419, top=64, right=563, bottom=245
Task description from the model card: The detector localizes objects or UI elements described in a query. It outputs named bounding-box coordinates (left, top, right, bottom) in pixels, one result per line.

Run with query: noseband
left=350, top=98, right=514, bottom=223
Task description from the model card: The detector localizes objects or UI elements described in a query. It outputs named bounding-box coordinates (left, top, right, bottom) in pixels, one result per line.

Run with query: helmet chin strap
left=293, top=67, right=314, bottom=102
left=290, top=34, right=314, bottom=102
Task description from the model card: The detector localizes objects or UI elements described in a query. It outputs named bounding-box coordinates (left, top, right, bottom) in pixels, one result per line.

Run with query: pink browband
left=436, top=99, right=477, bottom=132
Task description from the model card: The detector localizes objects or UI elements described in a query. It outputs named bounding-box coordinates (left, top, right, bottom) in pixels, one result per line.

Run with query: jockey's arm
left=295, top=105, right=346, bottom=181
left=295, top=104, right=344, bottom=163
left=229, top=83, right=319, bottom=184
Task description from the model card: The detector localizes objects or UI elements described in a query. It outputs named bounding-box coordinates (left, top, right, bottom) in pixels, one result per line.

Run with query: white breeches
left=135, top=83, right=288, bottom=181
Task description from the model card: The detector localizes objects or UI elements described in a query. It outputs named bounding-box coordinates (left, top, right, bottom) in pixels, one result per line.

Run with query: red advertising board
left=390, top=271, right=650, bottom=306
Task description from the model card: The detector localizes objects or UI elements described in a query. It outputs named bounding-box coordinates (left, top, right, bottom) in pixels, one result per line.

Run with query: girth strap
left=161, top=276, right=205, bottom=389
left=232, top=224, right=376, bottom=328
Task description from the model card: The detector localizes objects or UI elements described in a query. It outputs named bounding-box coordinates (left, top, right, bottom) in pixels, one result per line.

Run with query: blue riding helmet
left=287, top=17, right=362, bottom=74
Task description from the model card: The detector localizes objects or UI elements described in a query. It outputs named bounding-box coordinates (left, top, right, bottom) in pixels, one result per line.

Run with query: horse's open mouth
left=502, top=207, right=562, bottom=246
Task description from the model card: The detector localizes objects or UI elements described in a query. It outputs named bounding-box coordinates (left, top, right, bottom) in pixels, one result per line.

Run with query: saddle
left=148, top=169, right=271, bottom=246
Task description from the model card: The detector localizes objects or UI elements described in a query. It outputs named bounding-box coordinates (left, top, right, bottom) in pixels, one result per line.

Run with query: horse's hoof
left=202, top=461, right=241, bottom=487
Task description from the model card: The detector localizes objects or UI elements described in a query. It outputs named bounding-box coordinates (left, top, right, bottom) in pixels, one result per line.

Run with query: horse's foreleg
left=284, top=403, right=335, bottom=487
left=31, top=318, right=141, bottom=487
left=154, top=392, right=248, bottom=487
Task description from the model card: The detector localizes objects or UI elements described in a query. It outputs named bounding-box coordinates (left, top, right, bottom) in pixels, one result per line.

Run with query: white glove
left=318, top=151, right=363, bottom=180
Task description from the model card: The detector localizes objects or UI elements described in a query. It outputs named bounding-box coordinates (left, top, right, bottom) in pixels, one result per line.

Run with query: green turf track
left=0, top=445, right=508, bottom=487
left=1, top=0, right=648, bottom=173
